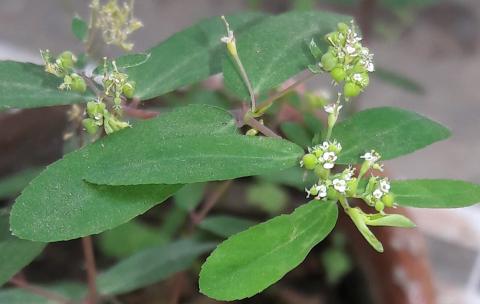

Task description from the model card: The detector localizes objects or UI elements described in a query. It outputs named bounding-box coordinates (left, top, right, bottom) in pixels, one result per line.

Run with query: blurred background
left=1, top=0, right=480, bottom=303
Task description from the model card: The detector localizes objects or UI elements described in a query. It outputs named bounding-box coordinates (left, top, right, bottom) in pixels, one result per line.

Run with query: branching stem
left=246, top=116, right=282, bottom=139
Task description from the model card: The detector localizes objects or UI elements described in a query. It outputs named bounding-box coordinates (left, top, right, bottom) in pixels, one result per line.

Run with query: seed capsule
left=302, top=153, right=318, bottom=170
left=331, top=67, right=346, bottom=82
left=321, top=52, right=338, bottom=72
left=344, top=82, right=361, bottom=98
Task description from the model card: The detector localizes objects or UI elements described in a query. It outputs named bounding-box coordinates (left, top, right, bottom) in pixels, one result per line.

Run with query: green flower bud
left=331, top=67, right=346, bottom=82
left=70, top=74, right=86, bottom=92
left=82, top=118, right=99, bottom=135
left=114, top=97, right=122, bottom=106
left=324, top=32, right=339, bottom=46
left=246, top=128, right=258, bottom=136
left=302, top=153, right=318, bottom=170
left=59, top=51, right=74, bottom=69
left=122, top=81, right=136, bottom=99
left=344, top=82, right=361, bottom=98
left=374, top=201, right=385, bottom=212
left=381, top=193, right=395, bottom=208
left=337, top=23, right=349, bottom=34
left=346, top=178, right=358, bottom=197
left=321, top=52, right=338, bottom=72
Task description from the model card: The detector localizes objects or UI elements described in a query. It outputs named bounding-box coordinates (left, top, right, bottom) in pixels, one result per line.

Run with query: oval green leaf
left=0, top=208, right=46, bottom=286
left=199, top=200, right=338, bottom=300
left=125, top=13, right=268, bottom=100
left=198, top=216, right=259, bottom=239
left=71, top=16, right=88, bottom=42
left=83, top=135, right=304, bottom=185
left=332, top=107, right=452, bottom=164
left=10, top=105, right=236, bottom=242
left=0, top=61, right=94, bottom=109
left=98, top=238, right=217, bottom=295
left=223, top=11, right=352, bottom=99
left=392, top=179, right=480, bottom=208
left=92, top=53, right=151, bottom=76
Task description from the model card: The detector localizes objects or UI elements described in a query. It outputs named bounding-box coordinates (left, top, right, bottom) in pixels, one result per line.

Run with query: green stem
left=234, top=55, right=256, bottom=112
left=325, top=125, right=333, bottom=142
left=338, top=195, right=350, bottom=210
left=255, top=70, right=318, bottom=115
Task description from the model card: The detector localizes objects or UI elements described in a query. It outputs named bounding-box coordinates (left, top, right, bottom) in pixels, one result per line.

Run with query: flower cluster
left=94, top=0, right=143, bottom=51
left=41, top=50, right=86, bottom=92
left=82, top=98, right=130, bottom=135
left=301, top=140, right=342, bottom=171
left=319, top=22, right=374, bottom=99
left=102, top=59, right=136, bottom=110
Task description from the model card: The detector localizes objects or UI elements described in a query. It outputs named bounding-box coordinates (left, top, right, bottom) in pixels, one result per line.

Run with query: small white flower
left=346, top=45, right=356, bottom=54
left=220, top=30, right=234, bottom=44
left=333, top=178, right=346, bottom=193
left=360, top=152, right=378, bottom=162
left=343, top=166, right=355, bottom=181
left=320, top=151, right=337, bottom=169
left=353, top=73, right=363, bottom=82
left=321, top=141, right=329, bottom=150
left=338, top=51, right=345, bottom=59
left=366, top=62, right=375, bottom=72
left=299, top=160, right=304, bottom=167
left=324, top=103, right=343, bottom=114
left=380, top=180, right=390, bottom=193
left=373, top=189, right=383, bottom=199
left=317, top=184, right=327, bottom=198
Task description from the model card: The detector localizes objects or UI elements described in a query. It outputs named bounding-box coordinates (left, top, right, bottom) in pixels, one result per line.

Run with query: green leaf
left=258, top=166, right=317, bottom=191
left=198, top=216, right=259, bottom=238
left=98, top=238, right=217, bottom=295
left=199, top=200, right=338, bottom=300
left=174, top=183, right=206, bottom=211
left=0, top=282, right=86, bottom=303
left=10, top=105, right=236, bottom=242
left=0, top=208, right=46, bottom=286
left=0, top=167, right=44, bottom=199
left=303, top=112, right=324, bottom=135
left=246, top=181, right=288, bottom=215
left=0, top=61, right=94, bottom=109
left=92, top=53, right=151, bottom=76
left=280, top=122, right=312, bottom=149
left=83, top=135, right=304, bottom=185
left=223, top=11, right=352, bottom=99
left=309, top=39, right=323, bottom=61
left=332, top=107, right=451, bottom=164
left=97, top=220, right=167, bottom=258
left=71, top=16, right=88, bottom=42
left=75, top=53, right=88, bottom=70
left=392, top=179, right=480, bottom=208
left=126, top=13, right=268, bottom=100
left=373, top=66, right=424, bottom=94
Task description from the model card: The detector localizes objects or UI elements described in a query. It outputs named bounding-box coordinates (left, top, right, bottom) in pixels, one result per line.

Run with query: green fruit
left=326, top=187, right=338, bottom=200
left=59, top=51, right=73, bottom=69
left=337, top=23, right=349, bottom=34
left=375, top=201, right=385, bottom=212
left=331, top=67, right=346, bottom=82
left=381, top=193, right=395, bottom=208
left=321, top=53, right=338, bottom=72
left=122, top=81, right=136, bottom=98
left=302, top=153, right=318, bottom=170
left=344, top=82, right=361, bottom=98
left=346, top=178, right=358, bottom=197
left=82, top=118, right=99, bottom=135
left=70, top=74, right=86, bottom=92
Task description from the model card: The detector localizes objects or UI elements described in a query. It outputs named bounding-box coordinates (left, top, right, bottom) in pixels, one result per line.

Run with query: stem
left=246, top=117, right=282, bottom=139
left=81, top=74, right=160, bottom=119
left=339, top=195, right=350, bottom=210
left=190, top=179, right=233, bottom=229
left=82, top=236, right=98, bottom=304
left=9, top=278, right=76, bottom=304
left=233, top=55, right=256, bottom=112
left=255, top=70, right=318, bottom=114
left=325, top=125, right=333, bottom=142
left=168, top=272, right=185, bottom=304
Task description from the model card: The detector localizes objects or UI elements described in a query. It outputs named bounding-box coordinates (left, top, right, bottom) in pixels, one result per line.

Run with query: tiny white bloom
left=305, top=187, right=312, bottom=198
left=353, top=73, right=363, bottom=82
left=333, top=178, right=346, bottom=193
left=321, top=141, right=329, bottom=150
left=366, top=62, right=375, bottom=72
left=320, top=151, right=337, bottom=169
left=360, top=152, right=378, bottom=162
left=324, top=104, right=335, bottom=114
left=346, top=45, right=356, bottom=54
left=373, top=188, right=383, bottom=199
left=380, top=180, right=390, bottom=193
left=299, top=160, right=304, bottom=167
left=317, top=184, right=327, bottom=198
left=361, top=49, right=369, bottom=56
left=338, top=51, right=345, bottom=59
left=221, top=30, right=234, bottom=44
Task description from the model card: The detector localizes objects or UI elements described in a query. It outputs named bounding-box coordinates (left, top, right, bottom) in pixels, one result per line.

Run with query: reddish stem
left=82, top=236, right=98, bottom=304
left=9, top=277, right=76, bottom=304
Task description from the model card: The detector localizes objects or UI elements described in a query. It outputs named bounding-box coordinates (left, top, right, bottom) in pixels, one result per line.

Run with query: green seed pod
left=360, top=72, right=369, bottom=88
left=246, top=128, right=258, bottom=136
left=321, top=53, right=338, bottom=72
left=346, top=178, right=358, bottom=197
left=70, top=74, right=86, bottom=92
left=324, top=32, right=339, bottom=45
left=114, top=97, right=122, bottom=106
left=302, top=153, right=318, bottom=170
left=365, top=213, right=415, bottom=228
left=344, top=82, right=361, bottom=98
left=59, top=51, right=74, bottom=69
left=122, top=81, right=136, bottom=99
left=309, top=185, right=319, bottom=196
left=82, top=118, right=99, bottom=135
left=374, top=201, right=385, bottom=212
left=331, top=67, right=346, bottom=82
left=381, top=193, right=395, bottom=208
left=314, top=164, right=329, bottom=180
left=326, top=186, right=338, bottom=201
left=337, top=23, right=349, bottom=34
left=116, top=72, right=127, bottom=84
